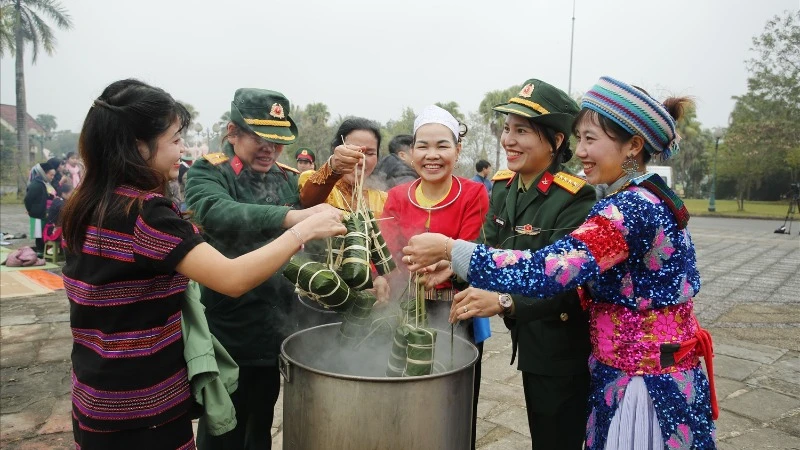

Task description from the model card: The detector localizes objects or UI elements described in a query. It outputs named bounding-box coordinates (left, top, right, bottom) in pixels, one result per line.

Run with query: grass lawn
left=0, top=193, right=23, bottom=205
left=683, top=198, right=793, bottom=219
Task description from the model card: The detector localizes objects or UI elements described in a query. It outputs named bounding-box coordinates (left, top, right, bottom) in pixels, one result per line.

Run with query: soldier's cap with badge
left=492, top=79, right=579, bottom=136
left=295, top=147, right=315, bottom=163
left=230, top=88, right=298, bottom=144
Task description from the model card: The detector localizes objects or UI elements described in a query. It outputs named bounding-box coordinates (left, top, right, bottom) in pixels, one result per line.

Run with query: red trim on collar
left=506, top=173, right=518, bottom=188
left=537, top=171, right=554, bottom=194
left=231, top=156, right=244, bottom=176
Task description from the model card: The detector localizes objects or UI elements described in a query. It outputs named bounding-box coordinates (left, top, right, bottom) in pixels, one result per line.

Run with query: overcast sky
left=1, top=0, right=797, bottom=134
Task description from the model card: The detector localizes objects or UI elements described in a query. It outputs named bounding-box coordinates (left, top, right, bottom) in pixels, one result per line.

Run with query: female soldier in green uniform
left=185, top=88, right=337, bottom=450
left=446, top=80, right=596, bottom=448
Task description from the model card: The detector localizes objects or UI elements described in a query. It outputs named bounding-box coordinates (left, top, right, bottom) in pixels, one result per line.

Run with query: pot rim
left=280, top=323, right=480, bottom=382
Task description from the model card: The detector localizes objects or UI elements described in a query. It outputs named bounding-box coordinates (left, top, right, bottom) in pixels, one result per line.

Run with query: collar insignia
left=537, top=171, right=554, bottom=194
left=231, top=155, right=244, bottom=175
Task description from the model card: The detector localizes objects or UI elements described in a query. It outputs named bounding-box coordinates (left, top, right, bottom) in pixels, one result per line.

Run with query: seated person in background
left=44, top=179, right=74, bottom=247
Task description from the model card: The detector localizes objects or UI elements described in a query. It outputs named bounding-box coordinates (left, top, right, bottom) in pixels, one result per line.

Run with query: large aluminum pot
left=280, top=323, right=478, bottom=450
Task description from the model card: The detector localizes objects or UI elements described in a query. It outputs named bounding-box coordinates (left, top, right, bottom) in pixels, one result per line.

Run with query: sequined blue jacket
left=463, top=180, right=715, bottom=449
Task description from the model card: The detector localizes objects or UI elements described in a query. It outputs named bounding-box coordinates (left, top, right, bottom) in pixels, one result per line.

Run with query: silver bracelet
left=288, top=227, right=304, bottom=250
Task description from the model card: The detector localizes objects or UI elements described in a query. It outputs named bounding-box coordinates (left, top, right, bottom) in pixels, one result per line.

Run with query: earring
left=621, top=156, right=640, bottom=176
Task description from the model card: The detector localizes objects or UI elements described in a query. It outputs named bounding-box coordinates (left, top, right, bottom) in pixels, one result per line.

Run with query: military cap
left=230, top=88, right=298, bottom=144
left=295, top=147, right=315, bottom=163
left=492, top=79, right=579, bottom=136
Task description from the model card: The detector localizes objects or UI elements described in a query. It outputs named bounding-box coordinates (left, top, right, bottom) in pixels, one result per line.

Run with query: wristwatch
left=498, top=293, right=513, bottom=318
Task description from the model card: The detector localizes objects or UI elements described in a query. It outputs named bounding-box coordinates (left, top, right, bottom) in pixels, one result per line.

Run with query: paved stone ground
left=1, top=203, right=798, bottom=449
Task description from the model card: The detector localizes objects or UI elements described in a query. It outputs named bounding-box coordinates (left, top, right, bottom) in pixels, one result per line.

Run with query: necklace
left=406, top=176, right=462, bottom=211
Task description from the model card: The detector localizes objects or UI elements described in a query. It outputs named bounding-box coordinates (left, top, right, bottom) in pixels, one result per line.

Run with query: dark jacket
left=372, top=153, right=418, bottom=189
left=184, top=143, right=301, bottom=367
left=24, top=178, right=51, bottom=220
left=481, top=165, right=595, bottom=378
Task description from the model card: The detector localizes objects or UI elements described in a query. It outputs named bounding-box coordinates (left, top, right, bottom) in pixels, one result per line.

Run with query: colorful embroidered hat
left=582, top=76, right=680, bottom=161
left=295, top=147, right=315, bottom=163
left=492, top=79, right=579, bottom=136
left=230, top=88, right=298, bottom=144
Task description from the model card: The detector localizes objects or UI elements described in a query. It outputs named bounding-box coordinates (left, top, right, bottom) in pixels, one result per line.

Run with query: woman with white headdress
left=381, top=104, right=490, bottom=450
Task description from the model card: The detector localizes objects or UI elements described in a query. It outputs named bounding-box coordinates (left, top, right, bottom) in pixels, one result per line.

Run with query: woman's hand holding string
left=370, top=275, right=391, bottom=307
left=419, top=260, right=453, bottom=289
left=402, top=232, right=450, bottom=272
left=449, top=287, right=504, bottom=323
left=283, top=203, right=342, bottom=228
left=329, top=144, right=365, bottom=175
left=291, top=207, right=347, bottom=242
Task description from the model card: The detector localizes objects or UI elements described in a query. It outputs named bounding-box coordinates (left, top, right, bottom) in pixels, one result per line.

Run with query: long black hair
left=61, top=79, right=190, bottom=252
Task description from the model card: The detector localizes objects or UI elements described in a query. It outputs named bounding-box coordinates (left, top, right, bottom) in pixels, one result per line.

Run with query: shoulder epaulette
left=491, top=169, right=515, bottom=182
left=552, top=171, right=586, bottom=194
left=202, top=153, right=229, bottom=166
left=276, top=162, right=301, bottom=174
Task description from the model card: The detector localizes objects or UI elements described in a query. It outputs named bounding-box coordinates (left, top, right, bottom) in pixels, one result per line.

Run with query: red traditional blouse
left=381, top=176, right=489, bottom=284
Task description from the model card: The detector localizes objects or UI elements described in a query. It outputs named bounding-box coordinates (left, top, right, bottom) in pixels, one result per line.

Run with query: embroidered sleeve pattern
left=569, top=215, right=629, bottom=272
left=299, top=162, right=343, bottom=208
left=307, top=161, right=340, bottom=185
left=467, top=237, right=601, bottom=299
left=595, top=189, right=660, bottom=260
left=133, top=217, right=184, bottom=261
left=133, top=198, right=202, bottom=272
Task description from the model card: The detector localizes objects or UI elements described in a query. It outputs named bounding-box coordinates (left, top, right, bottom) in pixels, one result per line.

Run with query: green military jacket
left=184, top=143, right=301, bottom=367
left=481, top=163, right=595, bottom=377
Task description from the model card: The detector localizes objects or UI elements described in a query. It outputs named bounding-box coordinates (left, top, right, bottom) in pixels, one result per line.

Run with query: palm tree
left=478, top=85, right=520, bottom=169
left=434, top=101, right=465, bottom=122
left=0, top=4, right=15, bottom=55
left=304, top=102, right=330, bottom=126
left=0, top=0, right=72, bottom=194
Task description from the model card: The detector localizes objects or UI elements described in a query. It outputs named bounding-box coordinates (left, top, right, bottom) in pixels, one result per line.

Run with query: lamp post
left=708, top=128, right=724, bottom=212
left=567, top=0, right=576, bottom=96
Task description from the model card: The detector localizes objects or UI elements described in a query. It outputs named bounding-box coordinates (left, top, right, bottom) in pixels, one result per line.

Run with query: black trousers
left=72, top=413, right=195, bottom=450
left=196, top=366, right=281, bottom=450
left=522, top=371, right=590, bottom=450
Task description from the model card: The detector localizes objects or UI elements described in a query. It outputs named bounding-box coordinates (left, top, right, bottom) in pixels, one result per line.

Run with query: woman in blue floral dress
left=402, top=76, right=718, bottom=449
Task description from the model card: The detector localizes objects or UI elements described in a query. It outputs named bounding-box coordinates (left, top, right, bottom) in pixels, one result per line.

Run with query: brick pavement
left=1, top=204, right=798, bottom=449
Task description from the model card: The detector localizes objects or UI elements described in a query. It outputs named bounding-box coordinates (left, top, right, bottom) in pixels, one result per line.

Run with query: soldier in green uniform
left=410, top=79, right=596, bottom=449
left=185, top=88, right=338, bottom=450
left=477, top=79, right=595, bottom=448
left=294, top=147, right=316, bottom=172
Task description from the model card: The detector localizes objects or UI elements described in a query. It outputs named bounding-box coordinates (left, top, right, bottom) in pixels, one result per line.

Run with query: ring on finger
left=463, top=306, right=468, bottom=313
